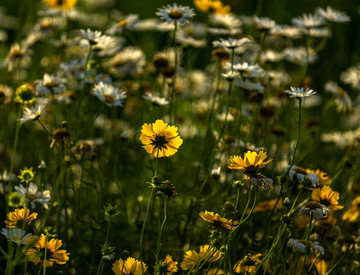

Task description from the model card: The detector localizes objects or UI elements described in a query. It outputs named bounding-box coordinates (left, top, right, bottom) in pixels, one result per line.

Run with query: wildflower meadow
left=1, top=0, right=360, bottom=274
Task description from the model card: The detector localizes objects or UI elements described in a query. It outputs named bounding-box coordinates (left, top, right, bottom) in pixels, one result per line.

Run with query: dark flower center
left=243, top=257, right=256, bottom=266
left=151, top=135, right=168, bottom=149
left=320, top=198, right=331, bottom=207
left=168, top=10, right=183, bottom=20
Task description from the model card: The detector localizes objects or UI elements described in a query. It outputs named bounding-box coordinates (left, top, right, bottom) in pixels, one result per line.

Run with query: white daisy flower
left=212, top=37, right=251, bottom=49
left=209, top=13, right=242, bottom=29
left=1, top=228, right=32, bottom=245
left=80, top=29, right=107, bottom=45
left=284, top=87, right=317, bottom=100
left=254, top=16, right=276, bottom=31
left=236, top=79, right=264, bottom=93
left=316, top=6, right=350, bottom=23
left=92, top=82, right=126, bottom=107
left=287, top=238, right=325, bottom=255
left=156, top=4, right=195, bottom=24
left=340, top=65, right=360, bottom=90
left=35, top=73, right=67, bottom=95
left=231, top=62, right=264, bottom=78
left=288, top=165, right=319, bottom=187
left=110, top=46, right=146, bottom=78
left=299, top=201, right=330, bottom=220
left=222, top=70, right=240, bottom=81
left=14, top=182, right=51, bottom=209
left=19, top=98, right=48, bottom=125
left=292, top=13, right=325, bottom=29
left=107, top=14, right=139, bottom=35
left=324, top=81, right=352, bottom=112
left=142, top=92, right=169, bottom=106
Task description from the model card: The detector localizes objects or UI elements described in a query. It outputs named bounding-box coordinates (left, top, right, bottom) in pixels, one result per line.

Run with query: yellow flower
left=14, top=83, right=35, bottom=104
left=18, top=167, right=35, bottom=183
left=253, top=198, right=284, bottom=213
left=157, top=255, right=178, bottom=274
left=234, top=253, right=262, bottom=274
left=24, top=234, right=70, bottom=267
left=112, top=257, right=147, bottom=275
left=343, top=195, right=360, bottom=222
left=228, top=151, right=272, bottom=174
left=42, top=0, right=77, bottom=10
left=140, top=119, right=183, bottom=158
left=296, top=256, right=327, bottom=275
left=306, top=168, right=332, bottom=186
left=194, top=0, right=231, bottom=15
left=181, top=245, right=222, bottom=270
left=199, top=211, right=238, bottom=230
left=311, top=186, right=343, bottom=212
left=5, top=208, right=37, bottom=228
left=7, top=192, right=25, bottom=208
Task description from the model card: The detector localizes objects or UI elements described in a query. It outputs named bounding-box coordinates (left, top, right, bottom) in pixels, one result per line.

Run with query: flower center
left=151, top=135, right=168, bottom=149
left=27, top=193, right=38, bottom=202
left=117, top=20, right=128, bottom=28
left=243, top=257, right=256, bottom=266
left=168, top=10, right=183, bottom=20
left=104, top=94, right=115, bottom=104
left=10, top=49, right=24, bottom=59
left=45, top=81, right=60, bottom=89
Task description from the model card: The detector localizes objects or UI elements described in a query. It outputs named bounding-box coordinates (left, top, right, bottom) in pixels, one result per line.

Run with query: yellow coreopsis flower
left=311, top=186, right=343, bottom=212
left=5, top=208, right=37, bottom=228
left=199, top=211, right=238, bottom=230
left=181, top=245, right=222, bottom=270
left=234, top=253, right=262, bottom=274
left=42, top=0, right=77, bottom=10
left=24, top=234, right=70, bottom=267
left=343, top=195, right=360, bottom=222
left=228, top=151, right=272, bottom=174
left=112, top=257, right=147, bottom=275
left=306, top=168, right=332, bottom=186
left=157, top=255, right=178, bottom=274
left=140, top=119, right=183, bottom=158
left=194, top=0, right=231, bottom=15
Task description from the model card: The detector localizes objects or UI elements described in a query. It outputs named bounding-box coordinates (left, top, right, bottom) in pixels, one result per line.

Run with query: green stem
left=139, top=189, right=155, bottom=274
left=300, top=214, right=313, bottom=275
left=169, top=21, right=178, bottom=124
left=36, top=118, right=53, bottom=138
left=43, top=238, right=47, bottom=275
left=155, top=198, right=167, bottom=272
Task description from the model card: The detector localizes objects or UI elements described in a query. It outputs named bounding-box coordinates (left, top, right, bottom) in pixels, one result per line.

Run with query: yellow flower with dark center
left=253, top=198, right=284, bottom=213
left=228, top=151, right=272, bottom=174
left=311, top=186, right=343, bottom=212
left=343, top=195, right=360, bottom=222
left=157, top=255, right=178, bottom=274
left=8, top=192, right=25, bottom=208
left=5, top=208, right=38, bottom=228
left=140, top=119, right=183, bottom=158
left=180, top=245, right=222, bottom=270
left=112, top=257, right=147, bottom=275
left=234, top=253, right=262, bottom=274
left=199, top=211, right=238, bottom=230
left=194, top=0, right=231, bottom=15
left=18, top=167, right=35, bottom=183
left=306, top=168, right=332, bottom=186
left=296, top=256, right=327, bottom=275
left=42, top=0, right=77, bottom=10
left=14, top=83, right=35, bottom=104
left=24, top=234, right=70, bottom=267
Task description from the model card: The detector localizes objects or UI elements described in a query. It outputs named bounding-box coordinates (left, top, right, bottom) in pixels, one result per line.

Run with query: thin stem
left=169, top=21, right=178, bottom=124
left=36, top=118, right=53, bottom=138
left=300, top=214, right=313, bottom=275
left=139, top=189, right=155, bottom=274
left=43, top=238, right=48, bottom=275
left=155, top=198, right=167, bottom=272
